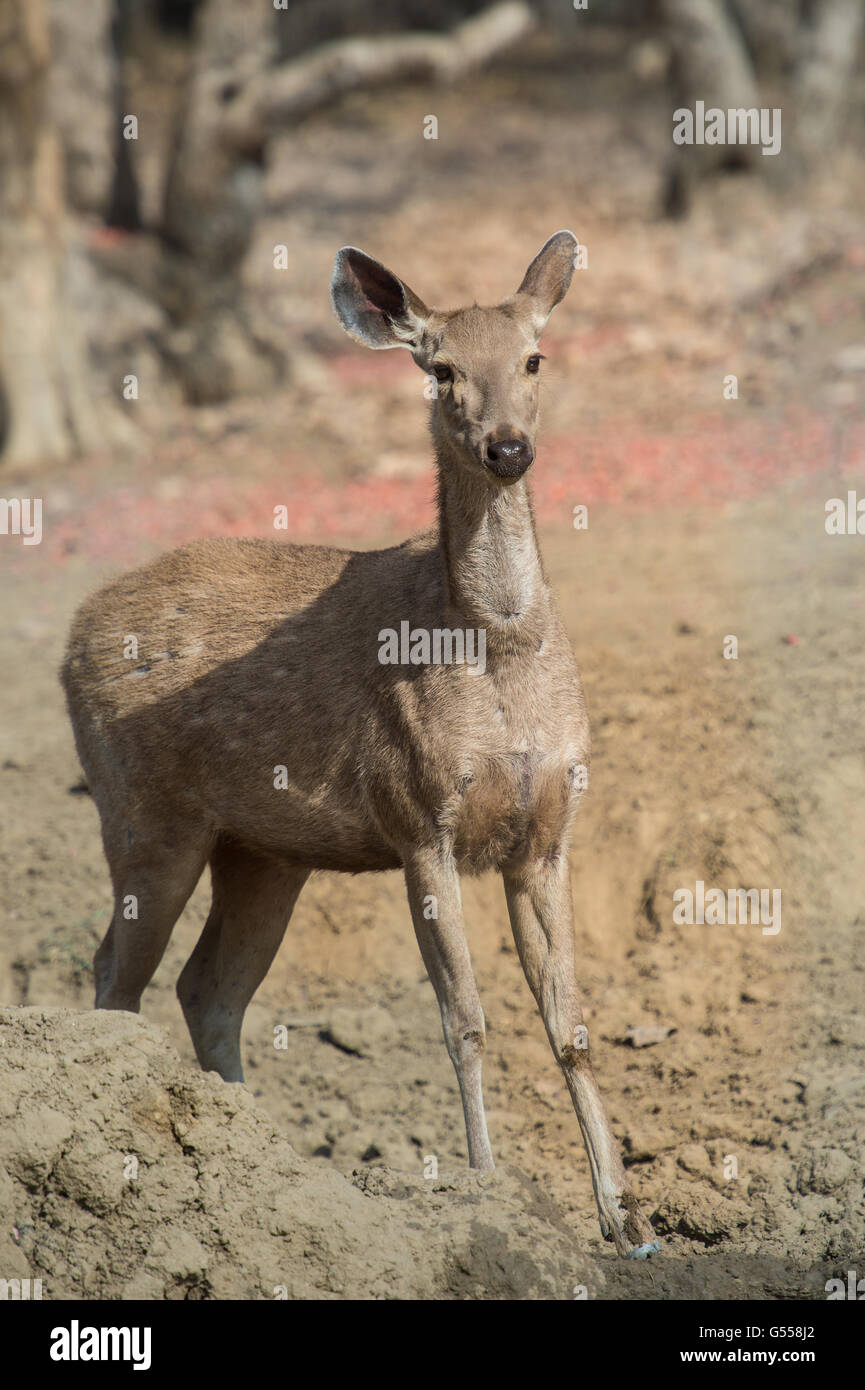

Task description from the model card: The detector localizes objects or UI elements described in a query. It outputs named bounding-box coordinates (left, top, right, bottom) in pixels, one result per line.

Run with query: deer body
left=62, top=234, right=659, bottom=1257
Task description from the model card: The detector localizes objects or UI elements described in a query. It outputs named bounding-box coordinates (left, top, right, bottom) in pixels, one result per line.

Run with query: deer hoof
left=626, top=1239, right=662, bottom=1260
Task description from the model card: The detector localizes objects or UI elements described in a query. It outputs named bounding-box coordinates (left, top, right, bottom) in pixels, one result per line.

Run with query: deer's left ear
left=331, top=247, right=430, bottom=350
left=515, top=230, right=578, bottom=333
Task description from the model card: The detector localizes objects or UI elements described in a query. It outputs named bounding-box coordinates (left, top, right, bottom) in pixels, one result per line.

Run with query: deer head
left=331, top=231, right=577, bottom=485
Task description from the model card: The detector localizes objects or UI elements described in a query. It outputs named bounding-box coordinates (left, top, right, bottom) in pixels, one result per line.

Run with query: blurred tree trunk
left=661, top=0, right=865, bottom=216
left=729, top=0, right=800, bottom=79
left=47, top=0, right=116, bottom=215
left=153, top=0, right=533, bottom=403
left=0, top=0, right=99, bottom=464
left=794, top=0, right=865, bottom=163
left=155, top=0, right=278, bottom=402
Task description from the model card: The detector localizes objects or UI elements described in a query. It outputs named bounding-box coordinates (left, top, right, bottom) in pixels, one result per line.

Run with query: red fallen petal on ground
left=782, top=634, right=801, bottom=645
left=9, top=409, right=864, bottom=574
left=87, top=226, right=132, bottom=248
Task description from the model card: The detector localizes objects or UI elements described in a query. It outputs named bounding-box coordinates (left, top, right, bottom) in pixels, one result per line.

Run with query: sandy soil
left=1, top=29, right=864, bottom=1298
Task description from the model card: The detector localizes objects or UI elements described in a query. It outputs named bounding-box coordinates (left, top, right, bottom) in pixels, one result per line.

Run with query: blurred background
left=1, top=0, right=864, bottom=1296
left=2, top=0, right=864, bottom=483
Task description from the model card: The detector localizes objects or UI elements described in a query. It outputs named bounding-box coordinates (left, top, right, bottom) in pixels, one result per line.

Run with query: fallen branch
left=225, top=2, right=534, bottom=145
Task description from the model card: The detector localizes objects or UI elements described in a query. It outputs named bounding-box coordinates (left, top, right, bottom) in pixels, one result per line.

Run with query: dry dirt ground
left=1, top=30, right=864, bottom=1299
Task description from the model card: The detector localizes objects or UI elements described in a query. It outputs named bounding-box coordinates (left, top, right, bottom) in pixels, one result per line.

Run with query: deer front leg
left=503, top=856, right=660, bottom=1258
left=404, top=847, right=495, bottom=1172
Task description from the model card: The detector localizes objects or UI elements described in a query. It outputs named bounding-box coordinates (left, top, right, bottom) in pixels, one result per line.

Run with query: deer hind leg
left=95, top=820, right=210, bottom=1014
left=404, top=847, right=495, bottom=1172
left=503, top=856, right=660, bottom=1259
left=177, top=838, right=309, bottom=1083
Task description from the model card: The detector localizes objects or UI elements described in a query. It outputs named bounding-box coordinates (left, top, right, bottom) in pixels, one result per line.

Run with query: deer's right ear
left=331, top=247, right=429, bottom=350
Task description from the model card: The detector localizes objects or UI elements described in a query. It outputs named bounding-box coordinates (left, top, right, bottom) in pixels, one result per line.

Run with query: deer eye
left=433, top=363, right=453, bottom=383
left=526, top=355, right=542, bottom=375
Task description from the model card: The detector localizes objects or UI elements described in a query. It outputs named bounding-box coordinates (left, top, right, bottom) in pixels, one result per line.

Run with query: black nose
left=483, top=438, right=534, bottom=479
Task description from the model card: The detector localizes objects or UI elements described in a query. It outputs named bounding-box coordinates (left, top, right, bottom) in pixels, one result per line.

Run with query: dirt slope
left=1, top=1006, right=608, bottom=1301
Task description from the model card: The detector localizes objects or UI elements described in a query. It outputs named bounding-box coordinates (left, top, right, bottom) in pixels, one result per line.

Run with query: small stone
left=321, top=1006, right=393, bottom=1057
left=623, top=1024, right=677, bottom=1048
left=147, top=1230, right=209, bottom=1279
left=800, top=1148, right=853, bottom=1195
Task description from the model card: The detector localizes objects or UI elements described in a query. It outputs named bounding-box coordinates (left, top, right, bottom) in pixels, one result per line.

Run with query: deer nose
left=483, top=438, right=534, bottom=479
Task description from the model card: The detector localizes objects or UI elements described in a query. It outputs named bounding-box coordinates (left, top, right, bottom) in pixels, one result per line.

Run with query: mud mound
left=0, top=1006, right=604, bottom=1300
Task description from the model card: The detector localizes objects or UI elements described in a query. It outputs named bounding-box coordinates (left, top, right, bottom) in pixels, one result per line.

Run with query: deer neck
left=435, top=440, right=549, bottom=651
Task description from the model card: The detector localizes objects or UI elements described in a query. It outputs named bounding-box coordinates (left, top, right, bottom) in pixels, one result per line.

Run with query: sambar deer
left=62, top=233, right=659, bottom=1257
